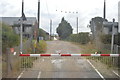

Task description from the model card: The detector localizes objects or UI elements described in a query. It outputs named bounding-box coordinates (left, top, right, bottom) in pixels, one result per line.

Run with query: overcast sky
left=0, top=0, right=120, bottom=34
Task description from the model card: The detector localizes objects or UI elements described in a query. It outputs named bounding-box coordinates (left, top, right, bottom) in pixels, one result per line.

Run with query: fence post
left=113, top=44, right=118, bottom=54
left=116, top=45, right=118, bottom=54
left=7, top=48, right=13, bottom=77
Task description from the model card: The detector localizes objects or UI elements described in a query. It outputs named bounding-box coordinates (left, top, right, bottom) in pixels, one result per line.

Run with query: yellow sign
left=34, top=40, right=37, bottom=48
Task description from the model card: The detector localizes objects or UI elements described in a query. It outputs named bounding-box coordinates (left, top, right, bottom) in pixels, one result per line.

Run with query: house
left=1, top=17, right=38, bottom=39
left=103, top=21, right=118, bottom=35
left=89, top=0, right=119, bottom=38
left=1, top=17, right=50, bottom=40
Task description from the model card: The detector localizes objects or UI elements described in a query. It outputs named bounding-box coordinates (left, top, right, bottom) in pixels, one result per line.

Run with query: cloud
left=1, top=0, right=119, bottom=34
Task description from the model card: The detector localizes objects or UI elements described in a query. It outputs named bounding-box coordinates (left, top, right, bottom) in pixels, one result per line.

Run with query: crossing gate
left=19, top=53, right=120, bottom=71
left=3, top=50, right=120, bottom=78
left=19, top=54, right=120, bottom=57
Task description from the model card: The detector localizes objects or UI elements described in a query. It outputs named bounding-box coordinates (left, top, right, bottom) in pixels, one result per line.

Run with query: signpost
left=20, top=17, right=23, bottom=54
left=20, top=0, right=27, bottom=54
left=111, top=19, right=115, bottom=54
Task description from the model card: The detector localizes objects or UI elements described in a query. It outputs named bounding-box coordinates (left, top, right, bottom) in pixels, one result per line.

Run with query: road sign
left=34, top=40, right=37, bottom=48
left=10, top=48, right=14, bottom=53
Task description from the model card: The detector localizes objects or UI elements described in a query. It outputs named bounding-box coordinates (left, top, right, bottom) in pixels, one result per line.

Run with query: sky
left=0, top=0, right=120, bottom=34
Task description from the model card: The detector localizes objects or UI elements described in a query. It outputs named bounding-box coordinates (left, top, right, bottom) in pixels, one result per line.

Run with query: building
left=118, top=1, right=120, bottom=33
left=1, top=17, right=49, bottom=40
left=1, top=17, right=38, bottom=39
left=89, top=0, right=119, bottom=53
left=103, top=21, right=118, bottom=35
left=102, top=0, right=119, bottom=35
left=90, top=0, right=119, bottom=38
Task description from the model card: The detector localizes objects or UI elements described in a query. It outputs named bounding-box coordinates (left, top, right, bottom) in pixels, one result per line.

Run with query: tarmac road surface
left=16, top=41, right=119, bottom=79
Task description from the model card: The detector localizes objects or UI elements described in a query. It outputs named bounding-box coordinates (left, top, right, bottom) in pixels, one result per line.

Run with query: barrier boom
left=19, top=54, right=120, bottom=57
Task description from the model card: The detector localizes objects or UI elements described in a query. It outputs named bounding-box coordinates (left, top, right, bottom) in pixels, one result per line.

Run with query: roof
left=103, top=21, right=118, bottom=28
left=0, top=17, right=37, bottom=26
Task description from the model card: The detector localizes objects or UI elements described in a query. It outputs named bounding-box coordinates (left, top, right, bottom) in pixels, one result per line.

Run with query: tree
left=2, top=23, right=20, bottom=53
left=56, top=17, right=73, bottom=40
left=100, top=34, right=118, bottom=44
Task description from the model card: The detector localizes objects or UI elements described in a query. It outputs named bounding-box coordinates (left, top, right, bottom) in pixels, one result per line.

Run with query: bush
left=39, top=40, right=47, bottom=52
left=2, top=23, right=20, bottom=53
left=33, top=40, right=47, bottom=53
left=66, top=32, right=90, bottom=44
left=100, top=34, right=118, bottom=44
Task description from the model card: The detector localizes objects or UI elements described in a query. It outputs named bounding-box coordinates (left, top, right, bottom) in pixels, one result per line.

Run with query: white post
left=20, top=18, right=23, bottom=54
left=76, top=17, right=78, bottom=34
left=111, top=18, right=115, bottom=54
left=50, top=19, right=52, bottom=40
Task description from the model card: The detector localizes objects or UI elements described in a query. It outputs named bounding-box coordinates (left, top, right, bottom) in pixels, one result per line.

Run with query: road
left=16, top=41, right=119, bottom=79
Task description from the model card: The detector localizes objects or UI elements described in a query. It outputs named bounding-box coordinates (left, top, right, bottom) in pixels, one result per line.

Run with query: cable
left=45, top=0, right=51, bottom=19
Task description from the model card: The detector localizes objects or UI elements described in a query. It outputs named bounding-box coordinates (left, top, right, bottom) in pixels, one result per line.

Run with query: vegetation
left=36, top=40, right=47, bottom=53
left=2, top=23, right=48, bottom=75
left=2, top=23, right=20, bottom=53
left=56, top=17, right=73, bottom=40
left=21, top=57, right=37, bottom=68
left=0, top=22, right=2, bottom=52
left=80, top=43, right=117, bottom=68
left=89, top=17, right=107, bottom=31
left=20, top=40, right=47, bottom=68
left=100, top=34, right=118, bottom=44
left=67, top=32, right=90, bottom=44
left=32, top=40, right=47, bottom=53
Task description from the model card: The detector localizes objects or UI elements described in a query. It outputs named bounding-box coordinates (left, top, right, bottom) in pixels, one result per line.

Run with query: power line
left=56, top=10, right=78, bottom=14
left=45, top=0, right=51, bottom=19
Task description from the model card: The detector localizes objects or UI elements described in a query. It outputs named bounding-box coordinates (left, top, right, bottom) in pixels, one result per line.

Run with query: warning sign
left=10, top=48, right=14, bottom=53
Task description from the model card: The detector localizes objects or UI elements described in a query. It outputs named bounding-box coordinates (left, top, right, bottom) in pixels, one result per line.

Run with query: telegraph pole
left=111, top=18, right=115, bottom=54
left=76, top=17, right=78, bottom=34
left=37, top=0, right=40, bottom=42
left=103, top=0, right=106, bottom=19
left=50, top=19, right=52, bottom=40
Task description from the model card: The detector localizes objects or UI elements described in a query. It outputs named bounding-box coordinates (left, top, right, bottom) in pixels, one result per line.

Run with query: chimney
left=103, top=0, right=106, bottom=19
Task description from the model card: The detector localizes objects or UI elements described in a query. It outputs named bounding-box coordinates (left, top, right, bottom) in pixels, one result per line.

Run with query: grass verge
left=78, top=43, right=118, bottom=68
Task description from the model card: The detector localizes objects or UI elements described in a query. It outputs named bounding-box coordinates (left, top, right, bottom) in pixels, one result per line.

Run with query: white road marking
left=113, top=70, right=120, bottom=77
left=51, top=59, right=63, bottom=63
left=51, top=60, right=57, bottom=63
left=13, top=52, right=16, bottom=55
left=42, top=59, right=44, bottom=62
left=87, top=60, right=105, bottom=80
left=16, top=70, right=25, bottom=80
left=37, top=71, right=41, bottom=79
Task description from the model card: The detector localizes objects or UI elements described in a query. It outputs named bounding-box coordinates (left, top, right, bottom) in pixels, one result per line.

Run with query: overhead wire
left=45, top=0, right=51, bottom=19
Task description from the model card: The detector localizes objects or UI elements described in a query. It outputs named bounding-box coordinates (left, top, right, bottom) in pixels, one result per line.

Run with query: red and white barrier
left=19, top=54, right=120, bottom=57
